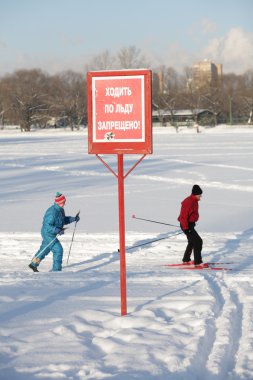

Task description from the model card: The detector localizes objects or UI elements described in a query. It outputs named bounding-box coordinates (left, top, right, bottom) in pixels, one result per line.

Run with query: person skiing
left=178, top=185, right=207, bottom=268
left=28, top=192, right=80, bottom=272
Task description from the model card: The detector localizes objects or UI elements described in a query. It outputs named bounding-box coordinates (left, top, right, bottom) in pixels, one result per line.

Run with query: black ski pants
left=182, top=228, right=203, bottom=265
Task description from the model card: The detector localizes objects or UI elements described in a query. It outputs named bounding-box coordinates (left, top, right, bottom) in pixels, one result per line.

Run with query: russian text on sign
left=105, top=87, right=132, bottom=97
left=98, top=120, right=141, bottom=131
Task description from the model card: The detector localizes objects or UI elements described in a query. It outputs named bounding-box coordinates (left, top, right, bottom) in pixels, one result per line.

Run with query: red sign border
left=87, top=69, right=152, bottom=154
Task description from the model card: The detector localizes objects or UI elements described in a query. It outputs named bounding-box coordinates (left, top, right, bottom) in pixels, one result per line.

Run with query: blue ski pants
left=31, top=234, right=63, bottom=271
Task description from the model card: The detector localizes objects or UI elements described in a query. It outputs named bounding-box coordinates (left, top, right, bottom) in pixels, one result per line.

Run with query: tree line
left=0, top=46, right=252, bottom=131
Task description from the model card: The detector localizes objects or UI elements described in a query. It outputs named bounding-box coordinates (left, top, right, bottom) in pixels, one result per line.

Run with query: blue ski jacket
left=41, top=203, right=75, bottom=237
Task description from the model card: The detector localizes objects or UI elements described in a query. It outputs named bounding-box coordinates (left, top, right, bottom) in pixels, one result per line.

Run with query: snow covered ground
left=1, top=125, right=253, bottom=379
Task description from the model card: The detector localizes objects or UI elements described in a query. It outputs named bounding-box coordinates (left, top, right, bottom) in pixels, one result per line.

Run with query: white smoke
left=202, top=27, right=253, bottom=74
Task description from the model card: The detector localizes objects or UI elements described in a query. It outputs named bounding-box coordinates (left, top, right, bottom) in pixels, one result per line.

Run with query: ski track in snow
left=1, top=127, right=253, bottom=379
left=1, top=230, right=253, bottom=379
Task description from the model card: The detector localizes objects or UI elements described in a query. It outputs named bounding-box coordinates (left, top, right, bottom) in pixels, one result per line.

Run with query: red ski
left=164, top=262, right=232, bottom=271
left=164, top=261, right=233, bottom=267
left=179, top=265, right=231, bottom=271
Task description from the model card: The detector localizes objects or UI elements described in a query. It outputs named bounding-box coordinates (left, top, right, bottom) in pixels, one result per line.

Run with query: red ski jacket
left=177, top=194, right=199, bottom=230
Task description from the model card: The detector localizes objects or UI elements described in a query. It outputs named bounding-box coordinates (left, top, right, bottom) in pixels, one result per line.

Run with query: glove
left=183, top=229, right=191, bottom=235
left=69, top=215, right=80, bottom=223
left=55, top=227, right=64, bottom=235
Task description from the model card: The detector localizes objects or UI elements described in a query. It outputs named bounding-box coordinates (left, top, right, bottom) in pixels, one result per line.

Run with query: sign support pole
left=95, top=154, right=146, bottom=316
left=117, top=154, right=127, bottom=316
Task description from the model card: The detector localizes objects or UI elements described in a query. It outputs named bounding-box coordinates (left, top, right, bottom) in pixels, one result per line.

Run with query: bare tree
left=199, top=86, right=223, bottom=126
left=84, top=50, right=115, bottom=72
left=239, top=70, right=253, bottom=124
left=117, top=46, right=149, bottom=69
left=0, top=69, right=49, bottom=131
left=180, top=68, right=201, bottom=123
left=241, top=96, right=253, bottom=124
left=48, top=70, right=86, bottom=130
left=152, top=66, right=183, bottom=127
left=0, top=82, right=7, bottom=126
left=221, top=73, right=245, bottom=124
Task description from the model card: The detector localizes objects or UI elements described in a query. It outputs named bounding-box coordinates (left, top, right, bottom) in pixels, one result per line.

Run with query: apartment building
left=192, top=60, right=222, bottom=88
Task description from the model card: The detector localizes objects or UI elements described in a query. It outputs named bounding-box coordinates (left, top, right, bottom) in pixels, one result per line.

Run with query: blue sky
left=0, top=0, right=253, bottom=76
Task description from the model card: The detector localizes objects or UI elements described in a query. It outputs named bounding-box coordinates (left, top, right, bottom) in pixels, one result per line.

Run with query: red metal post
left=117, top=154, right=127, bottom=316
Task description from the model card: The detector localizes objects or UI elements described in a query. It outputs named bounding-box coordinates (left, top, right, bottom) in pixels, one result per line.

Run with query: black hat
left=192, top=184, right=202, bottom=195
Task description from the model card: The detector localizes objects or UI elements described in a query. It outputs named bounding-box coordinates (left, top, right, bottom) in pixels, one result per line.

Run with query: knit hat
left=55, top=192, right=66, bottom=205
left=192, top=184, right=203, bottom=195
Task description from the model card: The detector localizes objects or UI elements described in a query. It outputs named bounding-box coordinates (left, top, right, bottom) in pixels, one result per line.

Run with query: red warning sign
left=87, top=70, right=152, bottom=154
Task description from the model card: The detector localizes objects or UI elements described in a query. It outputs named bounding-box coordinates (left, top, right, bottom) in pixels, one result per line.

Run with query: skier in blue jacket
left=28, top=192, right=80, bottom=272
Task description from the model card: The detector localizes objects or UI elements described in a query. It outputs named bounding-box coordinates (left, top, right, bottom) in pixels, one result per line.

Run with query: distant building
left=192, top=60, right=222, bottom=88
left=152, top=109, right=215, bottom=127
left=152, top=71, right=167, bottom=94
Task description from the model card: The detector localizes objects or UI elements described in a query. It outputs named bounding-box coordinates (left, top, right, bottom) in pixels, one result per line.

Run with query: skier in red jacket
left=178, top=185, right=206, bottom=267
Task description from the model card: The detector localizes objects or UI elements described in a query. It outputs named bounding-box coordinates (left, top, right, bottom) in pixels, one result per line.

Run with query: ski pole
left=132, top=214, right=179, bottom=228
left=132, top=214, right=180, bottom=227
left=66, top=211, right=80, bottom=265
left=34, top=228, right=67, bottom=258
left=121, top=230, right=183, bottom=252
